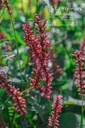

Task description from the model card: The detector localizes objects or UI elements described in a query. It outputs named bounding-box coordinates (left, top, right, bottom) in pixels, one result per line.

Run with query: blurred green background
left=0, top=0, right=85, bottom=128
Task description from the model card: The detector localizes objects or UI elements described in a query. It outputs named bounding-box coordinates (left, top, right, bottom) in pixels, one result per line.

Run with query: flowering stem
left=48, top=96, right=62, bottom=127
left=0, top=46, right=2, bottom=65
left=73, top=51, right=85, bottom=128
left=10, top=15, right=23, bottom=88
left=12, top=112, right=17, bottom=128
left=80, top=97, right=84, bottom=128
left=22, top=87, right=33, bottom=94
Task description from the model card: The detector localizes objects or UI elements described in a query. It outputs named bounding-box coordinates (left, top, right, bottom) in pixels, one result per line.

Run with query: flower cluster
left=80, top=36, right=85, bottom=54
left=73, top=51, right=85, bottom=97
left=48, top=96, right=62, bottom=128
left=23, top=23, right=42, bottom=90
left=29, top=69, right=41, bottom=89
left=0, top=71, right=27, bottom=115
left=23, top=14, right=53, bottom=99
left=0, top=0, right=12, bottom=15
left=0, top=32, right=6, bottom=40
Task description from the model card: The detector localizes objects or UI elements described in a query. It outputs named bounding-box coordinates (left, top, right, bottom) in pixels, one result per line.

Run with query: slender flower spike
left=73, top=51, right=85, bottom=96
left=23, top=23, right=42, bottom=90
left=48, top=96, right=62, bottom=128
left=23, top=14, right=53, bottom=99
left=0, top=71, right=27, bottom=115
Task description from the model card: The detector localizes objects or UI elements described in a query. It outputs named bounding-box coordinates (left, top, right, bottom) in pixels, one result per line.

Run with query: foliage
left=0, top=0, right=85, bottom=128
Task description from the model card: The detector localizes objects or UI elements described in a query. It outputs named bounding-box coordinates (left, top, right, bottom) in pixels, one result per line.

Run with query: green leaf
left=59, top=112, right=85, bottom=128
left=15, top=31, right=26, bottom=46
left=0, top=7, right=5, bottom=18
left=33, top=104, right=44, bottom=123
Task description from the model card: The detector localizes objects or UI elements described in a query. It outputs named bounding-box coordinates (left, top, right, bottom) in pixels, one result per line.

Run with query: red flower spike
left=23, top=14, right=53, bottom=99
left=73, top=51, right=85, bottom=96
left=48, top=96, right=63, bottom=128
left=0, top=32, right=6, bottom=40
left=0, top=72, right=27, bottom=115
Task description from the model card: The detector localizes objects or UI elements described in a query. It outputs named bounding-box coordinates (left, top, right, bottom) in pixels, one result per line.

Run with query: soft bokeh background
left=0, top=0, right=85, bottom=128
